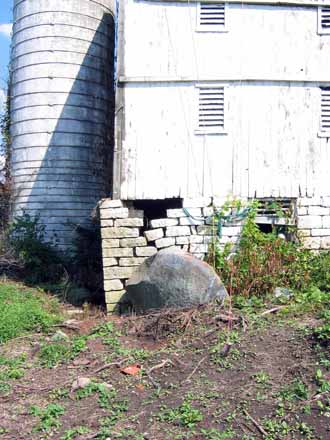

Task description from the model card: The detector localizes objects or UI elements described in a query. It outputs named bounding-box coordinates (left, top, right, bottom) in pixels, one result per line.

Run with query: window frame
left=194, top=83, right=228, bottom=135
left=318, top=6, right=330, bottom=35
left=196, top=2, right=228, bottom=33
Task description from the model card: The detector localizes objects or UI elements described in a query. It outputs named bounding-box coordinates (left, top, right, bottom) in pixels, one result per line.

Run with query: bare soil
left=1, top=304, right=330, bottom=440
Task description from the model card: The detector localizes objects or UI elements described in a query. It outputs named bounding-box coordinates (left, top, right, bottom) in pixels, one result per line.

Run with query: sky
left=0, top=0, right=13, bottom=108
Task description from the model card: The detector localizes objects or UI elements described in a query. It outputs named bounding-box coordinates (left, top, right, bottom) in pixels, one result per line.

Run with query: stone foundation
left=100, top=196, right=330, bottom=312
left=297, top=196, right=330, bottom=250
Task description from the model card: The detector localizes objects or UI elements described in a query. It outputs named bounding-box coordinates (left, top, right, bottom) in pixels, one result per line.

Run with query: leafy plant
left=157, top=401, right=203, bottom=427
left=0, top=283, right=62, bottom=343
left=60, top=426, right=90, bottom=440
left=30, top=403, right=65, bottom=432
left=209, top=199, right=315, bottom=297
left=39, top=336, right=87, bottom=368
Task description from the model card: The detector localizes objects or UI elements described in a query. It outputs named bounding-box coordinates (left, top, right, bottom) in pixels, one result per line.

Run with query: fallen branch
left=183, top=356, right=207, bottom=384
left=148, top=359, right=173, bottom=374
left=243, top=409, right=268, bottom=437
left=92, top=358, right=129, bottom=375
left=259, top=306, right=286, bottom=317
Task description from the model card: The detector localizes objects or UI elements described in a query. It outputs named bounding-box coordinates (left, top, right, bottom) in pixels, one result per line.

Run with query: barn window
left=319, top=87, right=330, bottom=137
left=318, top=7, right=330, bottom=34
left=195, top=85, right=226, bottom=134
left=197, top=3, right=227, bottom=32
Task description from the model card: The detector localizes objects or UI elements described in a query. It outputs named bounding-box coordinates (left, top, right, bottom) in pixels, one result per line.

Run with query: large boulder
left=125, top=249, right=228, bottom=312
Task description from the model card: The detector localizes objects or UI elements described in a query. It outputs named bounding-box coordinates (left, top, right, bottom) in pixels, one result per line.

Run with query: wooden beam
left=118, top=76, right=330, bottom=84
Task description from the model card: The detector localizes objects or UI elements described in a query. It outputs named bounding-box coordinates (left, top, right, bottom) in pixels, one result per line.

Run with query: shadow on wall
left=11, top=9, right=115, bottom=252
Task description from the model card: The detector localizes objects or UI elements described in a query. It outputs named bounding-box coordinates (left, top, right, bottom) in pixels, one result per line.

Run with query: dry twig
left=243, top=409, right=268, bottom=437
left=183, top=356, right=207, bottom=384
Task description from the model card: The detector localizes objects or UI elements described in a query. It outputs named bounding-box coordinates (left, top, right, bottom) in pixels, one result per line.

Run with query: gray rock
left=126, top=249, right=228, bottom=311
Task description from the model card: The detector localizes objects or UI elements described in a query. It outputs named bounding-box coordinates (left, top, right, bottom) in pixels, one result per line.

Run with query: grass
left=0, top=281, right=62, bottom=343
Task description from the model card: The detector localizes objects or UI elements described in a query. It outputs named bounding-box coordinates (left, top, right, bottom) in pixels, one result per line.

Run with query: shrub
left=209, top=200, right=312, bottom=297
left=6, top=213, right=64, bottom=283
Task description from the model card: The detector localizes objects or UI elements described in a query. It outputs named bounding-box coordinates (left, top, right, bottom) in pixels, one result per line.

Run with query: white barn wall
left=121, top=2, right=330, bottom=82
left=117, top=1, right=330, bottom=201
left=120, top=82, right=328, bottom=200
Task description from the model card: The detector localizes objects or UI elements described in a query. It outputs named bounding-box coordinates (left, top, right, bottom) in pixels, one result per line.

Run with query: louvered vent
left=319, top=7, right=330, bottom=33
left=198, top=3, right=226, bottom=31
left=320, top=87, right=330, bottom=135
left=254, top=198, right=296, bottom=226
left=197, top=86, right=225, bottom=132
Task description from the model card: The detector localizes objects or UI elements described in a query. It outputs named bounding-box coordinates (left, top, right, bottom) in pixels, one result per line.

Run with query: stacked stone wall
left=100, top=196, right=330, bottom=312
left=99, top=197, right=243, bottom=311
left=298, top=196, right=330, bottom=250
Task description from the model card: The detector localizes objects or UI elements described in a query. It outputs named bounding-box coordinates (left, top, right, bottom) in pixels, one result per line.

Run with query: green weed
left=30, top=403, right=65, bottom=432
left=60, top=426, right=90, bottom=440
left=39, top=336, right=87, bottom=368
left=157, top=401, right=203, bottom=428
left=0, top=283, right=62, bottom=343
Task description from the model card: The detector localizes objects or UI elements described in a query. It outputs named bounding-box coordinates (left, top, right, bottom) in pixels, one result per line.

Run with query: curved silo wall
left=10, top=0, right=115, bottom=251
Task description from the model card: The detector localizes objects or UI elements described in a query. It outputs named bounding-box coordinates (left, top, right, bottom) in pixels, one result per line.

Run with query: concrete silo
left=10, top=0, right=115, bottom=250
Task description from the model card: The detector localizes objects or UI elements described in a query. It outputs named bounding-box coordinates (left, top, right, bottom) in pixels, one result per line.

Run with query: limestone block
left=167, top=208, right=202, bottom=218
left=100, top=199, right=123, bottom=209
left=102, top=239, right=120, bottom=248
left=179, top=217, right=205, bottom=226
left=104, top=266, right=136, bottom=280
left=105, top=290, right=126, bottom=305
left=155, top=237, right=175, bottom=249
left=115, top=218, right=144, bottom=227
left=308, top=206, right=330, bottom=216
left=204, top=236, right=216, bottom=244
left=176, top=236, right=189, bottom=245
left=311, top=229, right=330, bottom=237
left=135, top=246, right=157, bottom=257
left=100, top=208, right=129, bottom=219
left=221, top=226, right=242, bottom=237
left=103, top=258, right=118, bottom=267
left=303, top=237, right=321, bottom=250
left=299, top=197, right=321, bottom=207
left=104, top=247, right=133, bottom=258
left=119, top=257, right=147, bottom=266
left=321, top=237, right=330, bottom=249
left=190, top=243, right=208, bottom=253
left=144, top=229, right=164, bottom=242
left=197, top=225, right=217, bottom=235
left=298, top=229, right=311, bottom=238
left=298, top=216, right=322, bottom=229
left=121, top=237, right=147, bottom=247
left=150, top=218, right=178, bottom=228
left=203, top=207, right=214, bottom=217
left=183, top=197, right=212, bottom=208
left=166, top=226, right=191, bottom=237
left=323, top=217, right=330, bottom=228
left=297, top=207, right=307, bottom=216
left=104, top=279, right=124, bottom=291
left=190, top=226, right=198, bottom=235
left=190, top=235, right=204, bottom=244
left=102, top=227, right=139, bottom=239
left=100, top=219, right=114, bottom=227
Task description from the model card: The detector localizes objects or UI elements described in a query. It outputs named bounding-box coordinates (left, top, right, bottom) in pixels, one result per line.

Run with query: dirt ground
left=1, top=303, right=330, bottom=440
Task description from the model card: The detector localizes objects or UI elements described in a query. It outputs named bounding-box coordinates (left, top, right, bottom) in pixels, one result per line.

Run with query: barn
left=9, top=0, right=330, bottom=311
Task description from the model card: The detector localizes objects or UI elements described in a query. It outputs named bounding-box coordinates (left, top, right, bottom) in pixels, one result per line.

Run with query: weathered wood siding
left=117, top=1, right=330, bottom=200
